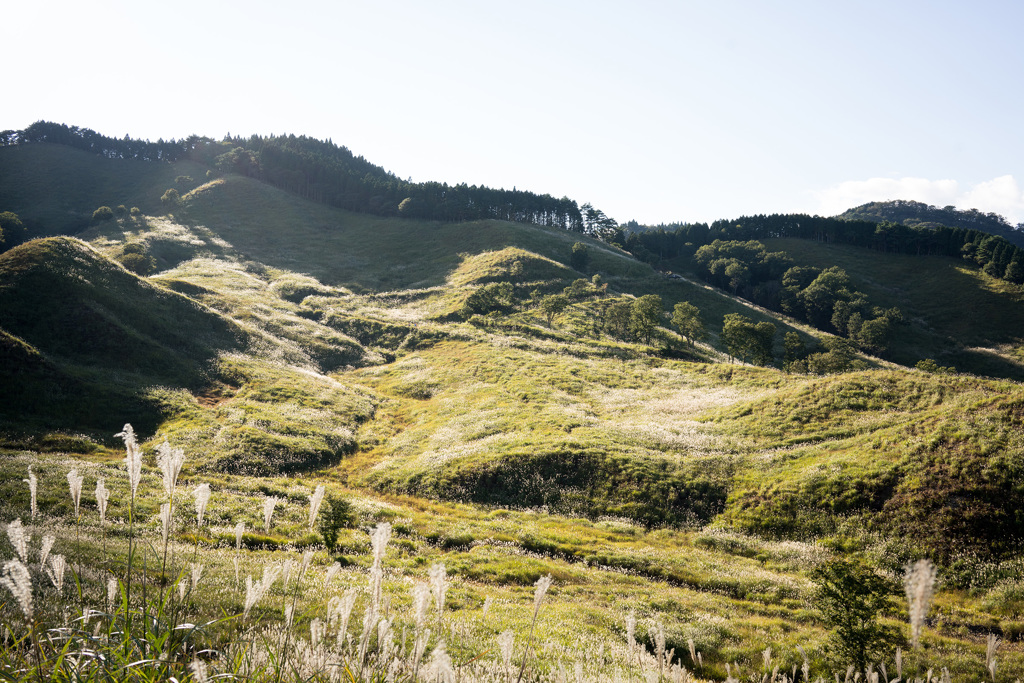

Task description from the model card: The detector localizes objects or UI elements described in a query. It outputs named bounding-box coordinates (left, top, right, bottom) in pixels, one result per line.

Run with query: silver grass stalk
left=95, top=478, right=109, bottom=524
left=325, top=561, right=341, bottom=584
left=498, top=630, right=515, bottom=672
left=0, top=559, right=33, bottom=619
left=67, top=469, right=84, bottom=518
left=263, top=496, right=280, bottom=532
left=377, top=616, right=394, bottom=663
left=6, top=519, right=28, bottom=564
left=107, top=577, right=118, bottom=609
left=654, top=620, right=667, bottom=673
left=986, top=633, right=999, bottom=682
left=357, top=604, right=379, bottom=668
left=191, top=562, right=203, bottom=592
left=159, top=503, right=172, bottom=545
left=285, top=603, right=295, bottom=630
left=334, top=588, right=357, bottom=649
left=243, top=563, right=281, bottom=620
left=626, top=612, right=637, bottom=660
left=532, top=573, right=553, bottom=619
left=482, top=595, right=493, bottom=617
left=234, top=521, right=244, bottom=550
left=424, top=640, right=455, bottom=683
left=797, top=645, right=809, bottom=682
left=24, top=467, right=37, bottom=520
left=412, top=582, right=431, bottom=631
left=905, top=558, right=937, bottom=649
left=193, top=483, right=211, bottom=528
left=40, top=535, right=55, bottom=568
left=368, top=522, right=391, bottom=610
left=429, top=562, right=448, bottom=618
left=116, top=424, right=143, bottom=501
left=282, top=558, right=295, bottom=592
left=308, top=484, right=325, bottom=532
left=301, top=548, right=313, bottom=577
left=155, top=439, right=185, bottom=499
left=189, top=659, right=209, bottom=683
left=46, top=554, right=66, bottom=594
left=895, top=647, right=903, bottom=680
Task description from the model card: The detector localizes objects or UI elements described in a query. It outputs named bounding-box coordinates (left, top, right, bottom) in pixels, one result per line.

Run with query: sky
left=5, top=0, right=1024, bottom=226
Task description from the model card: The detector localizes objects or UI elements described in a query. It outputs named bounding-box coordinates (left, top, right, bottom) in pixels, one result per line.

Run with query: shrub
left=812, top=558, right=901, bottom=669
left=92, top=206, right=114, bottom=222
left=317, top=494, right=355, bottom=553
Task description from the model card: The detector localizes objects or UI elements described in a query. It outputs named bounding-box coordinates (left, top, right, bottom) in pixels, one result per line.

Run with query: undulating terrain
left=1, top=134, right=1023, bottom=681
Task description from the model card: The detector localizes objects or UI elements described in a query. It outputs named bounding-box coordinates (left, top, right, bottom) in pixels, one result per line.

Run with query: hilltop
left=839, top=199, right=1024, bottom=247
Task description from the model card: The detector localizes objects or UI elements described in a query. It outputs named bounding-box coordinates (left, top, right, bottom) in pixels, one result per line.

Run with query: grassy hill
left=2, top=141, right=1024, bottom=679
left=764, top=238, right=1024, bottom=378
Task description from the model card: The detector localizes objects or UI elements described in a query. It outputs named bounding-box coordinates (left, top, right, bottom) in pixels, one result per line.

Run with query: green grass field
left=2, top=145, right=1023, bottom=680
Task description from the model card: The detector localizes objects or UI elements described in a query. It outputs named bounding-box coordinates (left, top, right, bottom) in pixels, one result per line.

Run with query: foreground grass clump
left=0, top=431, right=1020, bottom=682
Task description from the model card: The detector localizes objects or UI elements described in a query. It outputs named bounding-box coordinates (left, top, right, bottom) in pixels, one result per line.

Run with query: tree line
left=622, top=212, right=1024, bottom=284
left=1, top=122, right=603, bottom=234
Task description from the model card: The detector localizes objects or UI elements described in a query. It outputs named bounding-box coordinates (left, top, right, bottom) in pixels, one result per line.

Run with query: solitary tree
left=570, top=242, right=590, bottom=272
left=540, top=294, right=568, bottom=326
left=812, top=558, right=899, bottom=670
left=317, top=494, right=355, bottom=554
left=629, top=294, right=663, bottom=344
left=671, top=302, right=705, bottom=346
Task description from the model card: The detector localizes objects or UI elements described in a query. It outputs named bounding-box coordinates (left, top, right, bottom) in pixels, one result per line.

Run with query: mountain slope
left=0, top=236, right=247, bottom=437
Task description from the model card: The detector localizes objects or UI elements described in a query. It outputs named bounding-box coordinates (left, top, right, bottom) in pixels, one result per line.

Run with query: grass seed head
left=533, top=574, right=553, bottom=618
left=0, top=559, right=33, bottom=619
left=95, top=477, right=109, bottom=524
left=193, top=483, right=211, bottom=527
left=159, top=503, right=172, bottom=545
left=156, top=439, right=186, bottom=499
left=263, top=496, right=281, bottom=532
left=905, top=558, right=937, bottom=649
left=23, top=467, right=37, bottom=520
left=67, top=468, right=84, bottom=518
left=308, top=484, right=325, bottom=532
left=46, top=554, right=66, bottom=595
left=40, top=535, right=55, bottom=568
left=116, top=424, right=143, bottom=501
left=6, top=519, right=28, bottom=564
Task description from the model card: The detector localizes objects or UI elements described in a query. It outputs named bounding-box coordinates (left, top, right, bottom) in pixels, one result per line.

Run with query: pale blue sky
left=5, top=0, right=1024, bottom=225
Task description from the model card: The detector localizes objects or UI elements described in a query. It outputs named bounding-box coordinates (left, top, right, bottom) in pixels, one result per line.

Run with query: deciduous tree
left=671, top=302, right=705, bottom=346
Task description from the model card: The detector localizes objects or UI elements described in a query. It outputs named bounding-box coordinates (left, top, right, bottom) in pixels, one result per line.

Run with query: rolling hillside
left=2, top=138, right=1024, bottom=679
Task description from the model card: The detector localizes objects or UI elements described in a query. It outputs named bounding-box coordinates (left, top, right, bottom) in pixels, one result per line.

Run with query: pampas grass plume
left=6, top=519, right=28, bottom=564
left=116, top=424, right=143, bottom=500
left=905, top=558, right=937, bottom=649
left=193, top=483, right=211, bottom=527
left=23, top=467, right=37, bottom=520
left=95, top=477, right=109, bottom=524
left=67, top=468, right=84, bottom=518
left=308, top=484, right=325, bottom=532
left=263, top=496, right=280, bottom=532
left=0, top=559, right=33, bottom=619
left=156, top=439, right=186, bottom=499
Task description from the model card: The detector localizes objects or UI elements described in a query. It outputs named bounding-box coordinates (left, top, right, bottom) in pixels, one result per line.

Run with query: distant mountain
left=838, top=199, right=1024, bottom=248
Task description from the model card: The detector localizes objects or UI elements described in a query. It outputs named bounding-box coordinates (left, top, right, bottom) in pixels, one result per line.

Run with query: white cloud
left=815, top=175, right=1024, bottom=225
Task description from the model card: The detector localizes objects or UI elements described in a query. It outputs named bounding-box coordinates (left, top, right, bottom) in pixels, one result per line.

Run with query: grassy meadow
left=1, top=145, right=1023, bottom=680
